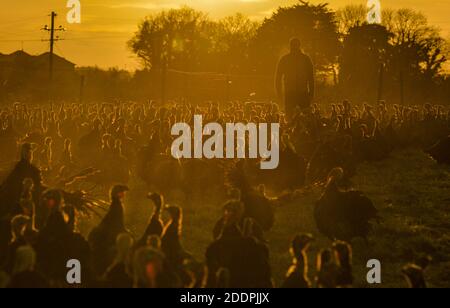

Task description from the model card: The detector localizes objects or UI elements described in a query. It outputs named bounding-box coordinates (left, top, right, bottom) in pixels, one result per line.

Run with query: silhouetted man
left=275, top=38, right=315, bottom=120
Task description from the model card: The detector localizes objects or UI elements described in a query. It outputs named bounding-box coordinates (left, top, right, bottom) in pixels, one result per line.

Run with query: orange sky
left=1, top=0, right=449, bottom=69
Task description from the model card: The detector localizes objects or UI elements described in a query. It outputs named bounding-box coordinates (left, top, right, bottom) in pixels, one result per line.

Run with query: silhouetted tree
left=339, top=24, right=392, bottom=102
left=210, top=13, right=260, bottom=73
left=384, top=9, right=447, bottom=103
left=385, top=8, right=446, bottom=74
left=337, top=6, right=448, bottom=104
left=336, top=4, right=368, bottom=35
left=250, top=1, right=340, bottom=76
left=128, top=6, right=213, bottom=71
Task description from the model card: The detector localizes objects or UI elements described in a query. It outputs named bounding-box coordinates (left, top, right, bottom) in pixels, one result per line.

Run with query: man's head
left=290, top=38, right=301, bottom=53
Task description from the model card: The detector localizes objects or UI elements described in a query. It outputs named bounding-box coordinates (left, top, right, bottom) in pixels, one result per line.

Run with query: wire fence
left=158, top=69, right=276, bottom=102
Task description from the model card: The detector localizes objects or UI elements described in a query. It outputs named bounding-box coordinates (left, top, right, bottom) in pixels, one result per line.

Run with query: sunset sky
left=1, top=0, right=449, bottom=70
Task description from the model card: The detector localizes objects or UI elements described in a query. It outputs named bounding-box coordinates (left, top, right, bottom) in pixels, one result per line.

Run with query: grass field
left=97, top=148, right=450, bottom=288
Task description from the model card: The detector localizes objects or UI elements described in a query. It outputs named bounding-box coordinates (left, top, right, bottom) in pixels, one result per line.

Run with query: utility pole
left=41, top=12, right=65, bottom=102
left=42, top=12, right=65, bottom=82
left=48, top=11, right=56, bottom=82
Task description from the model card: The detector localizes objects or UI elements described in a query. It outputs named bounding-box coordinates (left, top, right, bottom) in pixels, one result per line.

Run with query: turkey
left=314, top=168, right=378, bottom=241
left=282, top=233, right=314, bottom=288
left=227, top=161, right=275, bottom=232
left=248, top=136, right=307, bottom=193
left=161, top=205, right=191, bottom=269
left=136, top=192, right=164, bottom=248
left=88, top=185, right=129, bottom=276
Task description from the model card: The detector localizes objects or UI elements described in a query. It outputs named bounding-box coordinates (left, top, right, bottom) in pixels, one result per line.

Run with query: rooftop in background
left=0, top=50, right=75, bottom=70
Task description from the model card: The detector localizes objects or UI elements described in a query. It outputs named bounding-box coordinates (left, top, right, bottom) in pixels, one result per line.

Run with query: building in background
left=0, top=50, right=77, bottom=102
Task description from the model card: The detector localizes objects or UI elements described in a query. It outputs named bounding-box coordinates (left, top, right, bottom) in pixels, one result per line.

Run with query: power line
left=62, top=35, right=131, bottom=41
left=41, top=12, right=65, bottom=82
left=0, top=39, right=43, bottom=42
